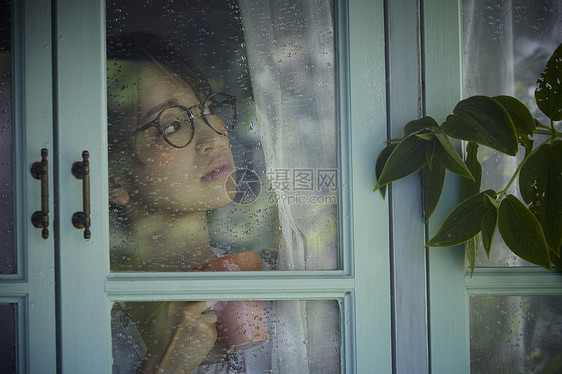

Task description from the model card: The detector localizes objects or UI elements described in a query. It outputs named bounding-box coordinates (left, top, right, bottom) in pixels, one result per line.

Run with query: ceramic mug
left=198, top=252, right=269, bottom=352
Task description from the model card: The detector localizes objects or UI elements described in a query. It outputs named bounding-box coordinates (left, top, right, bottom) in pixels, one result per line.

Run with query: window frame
left=0, top=0, right=57, bottom=372
left=423, top=1, right=562, bottom=373
left=52, top=0, right=393, bottom=372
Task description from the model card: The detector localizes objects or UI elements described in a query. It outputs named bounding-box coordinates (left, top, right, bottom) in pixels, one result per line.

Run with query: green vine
left=374, top=43, right=562, bottom=276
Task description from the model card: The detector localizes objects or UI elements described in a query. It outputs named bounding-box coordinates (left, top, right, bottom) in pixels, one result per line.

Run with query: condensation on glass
left=470, top=295, right=562, bottom=372
left=0, top=0, right=15, bottom=274
left=106, top=0, right=340, bottom=372
left=111, top=299, right=341, bottom=373
left=106, top=0, right=338, bottom=273
left=462, top=0, right=562, bottom=267
left=0, top=303, right=17, bottom=372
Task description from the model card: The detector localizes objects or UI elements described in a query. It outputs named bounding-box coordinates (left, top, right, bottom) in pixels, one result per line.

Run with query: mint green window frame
left=424, top=1, right=562, bottom=373
left=0, top=0, right=57, bottom=372
left=51, top=0, right=392, bottom=372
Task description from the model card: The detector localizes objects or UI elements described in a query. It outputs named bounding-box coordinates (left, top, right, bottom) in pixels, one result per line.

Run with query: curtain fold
left=239, top=0, right=339, bottom=372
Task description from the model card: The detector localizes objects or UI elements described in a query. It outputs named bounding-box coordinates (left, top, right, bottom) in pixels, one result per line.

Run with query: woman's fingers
left=158, top=302, right=219, bottom=372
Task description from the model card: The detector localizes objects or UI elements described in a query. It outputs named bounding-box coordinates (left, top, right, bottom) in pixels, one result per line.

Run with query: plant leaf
left=434, top=132, right=474, bottom=180
left=466, top=234, right=480, bottom=277
left=374, top=133, right=428, bottom=191
left=481, top=207, right=498, bottom=258
left=427, top=190, right=495, bottom=247
left=422, top=163, right=446, bottom=222
left=426, top=139, right=437, bottom=170
left=519, top=141, right=562, bottom=255
left=416, top=133, right=435, bottom=141
left=535, top=42, right=562, bottom=121
left=404, top=116, right=439, bottom=136
left=462, top=142, right=482, bottom=199
left=493, top=95, right=535, bottom=152
left=374, top=143, right=398, bottom=198
left=497, top=195, right=551, bottom=271
left=551, top=250, right=562, bottom=270
left=442, top=96, right=518, bottom=156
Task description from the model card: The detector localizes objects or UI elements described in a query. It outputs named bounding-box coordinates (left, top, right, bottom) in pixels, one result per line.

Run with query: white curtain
left=239, top=0, right=340, bottom=372
left=463, top=1, right=562, bottom=371
left=463, top=0, right=562, bottom=266
left=463, top=0, right=521, bottom=266
left=463, top=0, right=515, bottom=97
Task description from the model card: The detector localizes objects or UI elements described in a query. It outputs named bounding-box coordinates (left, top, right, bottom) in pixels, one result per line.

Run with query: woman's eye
left=202, top=106, right=213, bottom=116
left=162, top=121, right=182, bottom=136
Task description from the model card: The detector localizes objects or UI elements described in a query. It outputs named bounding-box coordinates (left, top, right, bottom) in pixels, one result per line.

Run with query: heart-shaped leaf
left=426, top=139, right=437, bottom=170
left=498, top=195, right=551, bottom=271
left=422, top=163, right=446, bottom=222
left=519, top=141, right=562, bottom=255
left=535, top=42, right=562, bottom=121
left=481, top=207, right=498, bottom=258
left=375, top=143, right=398, bottom=199
left=404, top=116, right=439, bottom=136
left=466, top=234, right=480, bottom=277
left=434, top=132, right=474, bottom=180
left=462, top=142, right=482, bottom=199
left=427, top=190, right=495, bottom=247
left=374, top=133, right=427, bottom=192
left=493, top=95, right=535, bottom=152
left=442, top=96, right=518, bottom=155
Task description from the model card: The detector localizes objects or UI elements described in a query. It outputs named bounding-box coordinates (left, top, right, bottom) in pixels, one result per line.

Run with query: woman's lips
left=201, top=157, right=233, bottom=182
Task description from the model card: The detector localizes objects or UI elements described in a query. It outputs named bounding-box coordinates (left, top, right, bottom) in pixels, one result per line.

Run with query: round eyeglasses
left=137, top=93, right=236, bottom=148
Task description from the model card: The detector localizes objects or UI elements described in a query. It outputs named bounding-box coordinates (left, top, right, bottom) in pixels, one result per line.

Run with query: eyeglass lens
left=159, top=94, right=235, bottom=148
left=203, top=94, right=235, bottom=134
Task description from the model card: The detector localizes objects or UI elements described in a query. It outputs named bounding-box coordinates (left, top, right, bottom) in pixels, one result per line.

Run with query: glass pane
left=0, top=0, right=15, bottom=274
left=462, top=0, right=562, bottom=267
left=470, top=295, right=562, bottom=372
left=106, top=0, right=338, bottom=272
left=112, top=299, right=340, bottom=373
left=0, top=303, right=17, bottom=372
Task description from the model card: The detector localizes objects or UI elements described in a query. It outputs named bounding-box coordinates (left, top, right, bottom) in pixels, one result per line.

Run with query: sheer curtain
left=463, top=1, right=562, bottom=371
left=239, top=0, right=339, bottom=372
left=463, top=0, right=562, bottom=266
left=463, top=0, right=522, bottom=266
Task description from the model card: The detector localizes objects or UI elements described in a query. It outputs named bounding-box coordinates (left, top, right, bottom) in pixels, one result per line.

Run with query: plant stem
left=536, top=121, right=551, bottom=130
left=496, top=121, right=560, bottom=198
left=497, top=158, right=527, bottom=198
left=535, top=129, right=560, bottom=137
left=496, top=142, right=544, bottom=198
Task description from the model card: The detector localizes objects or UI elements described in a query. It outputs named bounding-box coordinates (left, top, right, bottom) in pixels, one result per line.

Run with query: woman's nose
left=194, top=118, right=227, bottom=153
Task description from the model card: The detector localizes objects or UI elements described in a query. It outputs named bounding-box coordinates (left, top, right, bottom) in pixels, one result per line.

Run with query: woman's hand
left=138, top=301, right=218, bottom=373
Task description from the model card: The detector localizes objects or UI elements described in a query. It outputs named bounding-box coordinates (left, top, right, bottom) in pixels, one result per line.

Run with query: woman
left=108, top=33, right=261, bottom=373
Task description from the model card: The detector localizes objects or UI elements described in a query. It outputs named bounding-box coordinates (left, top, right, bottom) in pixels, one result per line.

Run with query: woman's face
left=130, top=63, right=236, bottom=212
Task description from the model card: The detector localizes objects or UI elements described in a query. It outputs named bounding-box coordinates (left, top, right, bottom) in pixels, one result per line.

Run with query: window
left=52, top=0, right=392, bottom=372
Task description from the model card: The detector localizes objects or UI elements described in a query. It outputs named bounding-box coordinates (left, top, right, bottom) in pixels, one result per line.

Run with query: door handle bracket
left=71, top=151, right=91, bottom=239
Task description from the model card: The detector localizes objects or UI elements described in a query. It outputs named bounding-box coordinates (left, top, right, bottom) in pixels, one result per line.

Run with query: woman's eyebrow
left=140, top=100, right=177, bottom=124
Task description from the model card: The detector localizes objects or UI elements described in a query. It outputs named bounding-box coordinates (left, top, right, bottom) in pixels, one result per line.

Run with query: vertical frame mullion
left=348, top=0, right=392, bottom=372
left=385, top=0, right=430, bottom=372
left=423, top=0, right=470, bottom=372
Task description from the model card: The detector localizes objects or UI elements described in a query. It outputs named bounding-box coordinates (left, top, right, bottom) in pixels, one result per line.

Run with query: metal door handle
left=71, top=151, right=91, bottom=239
left=30, top=148, right=49, bottom=239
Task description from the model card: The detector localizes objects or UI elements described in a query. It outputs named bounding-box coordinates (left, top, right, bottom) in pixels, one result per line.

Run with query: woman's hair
left=107, top=32, right=211, bottom=96
left=106, top=32, right=212, bottom=192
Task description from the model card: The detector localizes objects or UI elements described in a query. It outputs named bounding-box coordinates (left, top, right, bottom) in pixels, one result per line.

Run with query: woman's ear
left=109, top=186, right=130, bottom=206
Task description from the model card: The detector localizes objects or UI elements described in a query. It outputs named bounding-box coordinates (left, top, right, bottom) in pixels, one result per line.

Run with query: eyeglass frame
left=136, top=92, right=237, bottom=149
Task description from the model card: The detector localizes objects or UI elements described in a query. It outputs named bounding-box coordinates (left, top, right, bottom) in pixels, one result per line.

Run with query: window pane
left=0, top=303, right=16, bottom=372
left=462, top=0, right=562, bottom=267
left=106, top=0, right=339, bottom=272
left=470, top=295, right=562, bottom=372
left=0, top=0, right=15, bottom=274
left=112, top=299, right=340, bottom=373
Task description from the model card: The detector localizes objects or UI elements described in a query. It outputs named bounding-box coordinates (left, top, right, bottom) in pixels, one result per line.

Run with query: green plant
left=374, top=43, right=562, bottom=275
